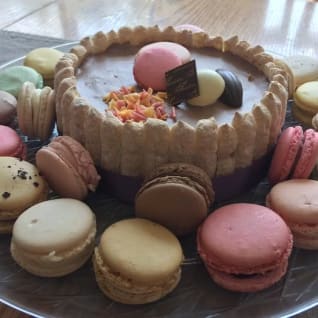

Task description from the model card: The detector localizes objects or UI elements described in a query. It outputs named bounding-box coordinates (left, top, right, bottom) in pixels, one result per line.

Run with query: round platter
left=0, top=42, right=318, bottom=318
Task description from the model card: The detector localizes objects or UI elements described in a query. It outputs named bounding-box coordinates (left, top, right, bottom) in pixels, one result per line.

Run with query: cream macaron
left=10, top=198, right=96, bottom=277
left=0, top=157, right=48, bottom=234
left=93, top=218, right=183, bottom=304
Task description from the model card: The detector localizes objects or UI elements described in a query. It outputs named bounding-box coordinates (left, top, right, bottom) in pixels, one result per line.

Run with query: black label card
left=165, top=60, right=199, bottom=105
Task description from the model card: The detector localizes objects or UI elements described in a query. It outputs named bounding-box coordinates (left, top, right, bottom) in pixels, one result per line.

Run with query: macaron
left=268, top=126, right=318, bottom=185
left=0, top=65, right=43, bottom=97
left=174, top=24, right=204, bottom=33
left=197, top=203, right=293, bottom=292
left=17, top=81, right=56, bottom=141
left=10, top=198, right=96, bottom=277
left=0, top=157, right=49, bottom=234
left=0, top=90, right=17, bottom=125
left=93, top=218, right=183, bottom=304
left=284, top=55, right=318, bottom=88
left=292, top=81, right=318, bottom=127
left=187, top=69, right=225, bottom=107
left=35, top=136, right=100, bottom=200
left=24, top=47, right=64, bottom=86
left=266, top=179, right=318, bottom=250
left=133, top=43, right=187, bottom=91
left=0, top=125, right=27, bottom=159
left=135, top=163, right=214, bottom=236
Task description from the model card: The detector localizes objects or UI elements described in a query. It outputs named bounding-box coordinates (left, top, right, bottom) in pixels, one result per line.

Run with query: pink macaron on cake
left=197, top=203, right=293, bottom=292
left=0, top=125, right=27, bottom=159
left=36, top=136, right=100, bottom=200
left=268, top=126, right=318, bottom=185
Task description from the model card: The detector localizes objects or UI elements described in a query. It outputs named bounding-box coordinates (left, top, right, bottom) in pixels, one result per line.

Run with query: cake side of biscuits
left=54, top=25, right=289, bottom=179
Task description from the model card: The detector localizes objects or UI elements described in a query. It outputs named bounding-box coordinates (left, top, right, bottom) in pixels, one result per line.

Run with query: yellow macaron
left=24, top=47, right=64, bottom=86
left=93, top=218, right=183, bottom=304
left=293, top=81, right=318, bottom=127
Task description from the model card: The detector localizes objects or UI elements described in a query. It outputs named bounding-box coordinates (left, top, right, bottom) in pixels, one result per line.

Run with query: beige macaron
left=10, top=198, right=96, bottom=277
left=93, top=218, right=183, bottom=304
left=17, top=81, right=56, bottom=141
left=0, top=157, right=48, bottom=234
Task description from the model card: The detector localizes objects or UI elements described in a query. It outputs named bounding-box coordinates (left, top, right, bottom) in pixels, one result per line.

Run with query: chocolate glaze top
left=76, top=44, right=268, bottom=126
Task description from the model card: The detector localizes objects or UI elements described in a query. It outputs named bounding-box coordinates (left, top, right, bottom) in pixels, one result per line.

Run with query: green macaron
left=0, top=65, right=43, bottom=97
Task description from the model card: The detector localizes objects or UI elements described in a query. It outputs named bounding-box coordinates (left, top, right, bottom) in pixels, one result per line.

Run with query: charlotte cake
left=53, top=26, right=289, bottom=201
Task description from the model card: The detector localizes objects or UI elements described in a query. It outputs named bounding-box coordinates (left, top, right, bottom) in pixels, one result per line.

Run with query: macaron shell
left=12, top=199, right=95, bottom=253
left=174, top=24, right=204, bottom=33
left=93, top=249, right=181, bottom=304
left=266, top=179, right=318, bottom=225
left=292, top=129, right=318, bottom=178
left=0, top=157, right=48, bottom=214
left=133, top=46, right=182, bottom=91
left=292, top=102, right=314, bottom=128
left=268, top=126, right=303, bottom=185
left=50, top=136, right=100, bottom=191
left=11, top=198, right=96, bottom=277
left=135, top=176, right=209, bottom=236
left=187, top=70, right=225, bottom=106
left=206, top=259, right=288, bottom=293
left=98, top=218, right=183, bottom=284
left=0, top=90, right=17, bottom=125
left=24, top=47, right=64, bottom=79
left=285, top=56, right=318, bottom=87
left=0, top=125, right=27, bottom=159
left=0, top=66, right=43, bottom=97
left=294, top=81, right=318, bottom=112
left=144, top=162, right=214, bottom=203
left=197, top=203, right=292, bottom=274
left=36, top=146, right=88, bottom=200
left=138, top=42, right=191, bottom=64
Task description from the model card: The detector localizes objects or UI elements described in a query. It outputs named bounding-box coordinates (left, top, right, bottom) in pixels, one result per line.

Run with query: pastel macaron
left=17, top=81, right=56, bottom=141
left=11, top=198, right=96, bottom=277
left=174, top=24, right=204, bottom=33
left=0, top=125, right=27, bottom=159
left=197, top=203, right=293, bottom=292
left=292, top=81, right=318, bottom=127
left=0, top=157, right=49, bottom=234
left=93, top=218, right=183, bottom=304
left=285, top=55, right=318, bottom=88
left=133, top=42, right=191, bottom=91
left=24, top=47, right=64, bottom=86
left=268, top=126, right=318, bottom=185
left=135, top=163, right=214, bottom=236
left=36, top=136, right=100, bottom=200
left=0, top=90, right=17, bottom=125
left=0, top=65, right=43, bottom=97
left=187, top=69, right=225, bottom=106
left=266, top=179, right=318, bottom=249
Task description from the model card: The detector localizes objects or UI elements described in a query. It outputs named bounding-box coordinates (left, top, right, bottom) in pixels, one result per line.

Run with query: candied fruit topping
left=103, top=86, right=169, bottom=122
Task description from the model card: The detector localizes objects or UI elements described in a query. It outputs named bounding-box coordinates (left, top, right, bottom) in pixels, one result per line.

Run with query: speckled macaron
left=0, top=156, right=48, bottom=234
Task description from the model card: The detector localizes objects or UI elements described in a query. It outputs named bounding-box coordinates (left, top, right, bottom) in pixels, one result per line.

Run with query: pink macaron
left=0, top=125, right=27, bottom=159
left=174, top=24, right=204, bottom=33
left=35, top=136, right=100, bottom=200
left=197, top=203, right=293, bottom=292
left=268, top=126, right=318, bottom=185
left=133, top=42, right=190, bottom=91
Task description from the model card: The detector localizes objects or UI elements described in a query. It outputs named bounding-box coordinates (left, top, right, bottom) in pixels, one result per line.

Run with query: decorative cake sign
left=165, top=60, right=199, bottom=105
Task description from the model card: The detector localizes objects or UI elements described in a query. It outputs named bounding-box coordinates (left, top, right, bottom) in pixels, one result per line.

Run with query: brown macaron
left=135, top=163, right=214, bottom=236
